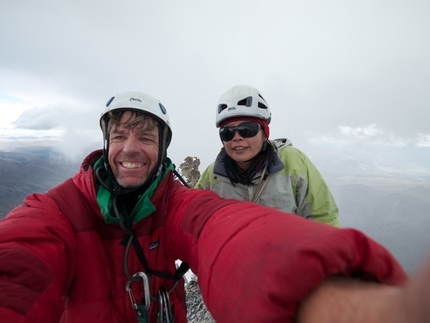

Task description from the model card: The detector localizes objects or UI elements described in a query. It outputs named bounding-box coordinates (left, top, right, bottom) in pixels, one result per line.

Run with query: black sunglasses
left=219, top=122, right=261, bottom=142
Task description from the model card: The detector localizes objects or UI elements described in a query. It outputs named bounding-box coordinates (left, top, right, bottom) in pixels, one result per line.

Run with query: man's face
left=108, top=111, right=159, bottom=188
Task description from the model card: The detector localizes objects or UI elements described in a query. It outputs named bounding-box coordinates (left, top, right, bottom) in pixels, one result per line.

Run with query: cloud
left=339, top=124, right=384, bottom=139
left=5, top=101, right=103, bottom=162
left=1, top=0, right=429, bottom=169
left=13, top=107, right=64, bottom=130
left=338, top=124, right=413, bottom=147
left=417, top=134, right=430, bottom=147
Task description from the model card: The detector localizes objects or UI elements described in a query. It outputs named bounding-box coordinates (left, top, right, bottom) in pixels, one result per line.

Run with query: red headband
left=219, top=117, right=270, bottom=138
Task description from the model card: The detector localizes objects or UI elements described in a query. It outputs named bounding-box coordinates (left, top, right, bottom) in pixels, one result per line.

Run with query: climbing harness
left=120, top=202, right=185, bottom=323
left=114, top=170, right=191, bottom=322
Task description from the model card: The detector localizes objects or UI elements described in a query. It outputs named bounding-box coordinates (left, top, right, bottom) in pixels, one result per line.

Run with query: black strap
left=117, top=197, right=189, bottom=281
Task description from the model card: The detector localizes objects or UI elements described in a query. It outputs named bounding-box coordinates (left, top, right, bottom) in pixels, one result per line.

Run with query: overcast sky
left=1, top=0, right=429, bottom=170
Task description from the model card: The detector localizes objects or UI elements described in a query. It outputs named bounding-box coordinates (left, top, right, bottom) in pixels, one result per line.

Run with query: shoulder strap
left=251, top=163, right=270, bottom=203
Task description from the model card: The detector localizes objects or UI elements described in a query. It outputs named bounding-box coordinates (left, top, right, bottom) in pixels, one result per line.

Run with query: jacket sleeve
left=169, top=189, right=407, bottom=323
left=0, top=194, right=77, bottom=322
left=194, top=162, right=215, bottom=189
left=280, top=147, right=340, bottom=226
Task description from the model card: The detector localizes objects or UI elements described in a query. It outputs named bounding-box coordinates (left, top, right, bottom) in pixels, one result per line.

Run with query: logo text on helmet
left=130, top=98, right=142, bottom=102
left=227, top=107, right=236, bottom=111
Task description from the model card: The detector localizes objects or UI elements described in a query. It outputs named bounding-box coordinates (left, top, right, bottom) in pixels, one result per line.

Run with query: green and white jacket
left=196, top=138, right=340, bottom=226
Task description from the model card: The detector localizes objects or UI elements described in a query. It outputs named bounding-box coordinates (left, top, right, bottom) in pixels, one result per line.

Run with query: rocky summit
left=185, top=277, right=215, bottom=323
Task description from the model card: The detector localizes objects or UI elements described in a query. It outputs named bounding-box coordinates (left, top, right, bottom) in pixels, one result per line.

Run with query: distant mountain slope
left=331, top=183, right=430, bottom=274
left=0, top=148, right=81, bottom=218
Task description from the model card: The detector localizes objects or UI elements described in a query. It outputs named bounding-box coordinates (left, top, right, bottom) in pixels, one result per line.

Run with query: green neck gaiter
left=94, top=156, right=174, bottom=225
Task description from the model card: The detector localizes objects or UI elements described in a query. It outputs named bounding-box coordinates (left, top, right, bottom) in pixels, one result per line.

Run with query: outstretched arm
left=177, top=194, right=407, bottom=322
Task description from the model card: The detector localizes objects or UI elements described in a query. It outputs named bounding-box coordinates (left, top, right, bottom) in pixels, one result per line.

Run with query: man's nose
left=122, top=135, right=141, bottom=152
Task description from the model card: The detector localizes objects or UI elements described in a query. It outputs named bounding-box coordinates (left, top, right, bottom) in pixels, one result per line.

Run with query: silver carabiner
left=125, top=271, right=151, bottom=310
left=157, top=288, right=173, bottom=323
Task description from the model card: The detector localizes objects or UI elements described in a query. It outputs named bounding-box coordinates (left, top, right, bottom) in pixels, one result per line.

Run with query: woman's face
left=221, top=120, right=266, bottom=171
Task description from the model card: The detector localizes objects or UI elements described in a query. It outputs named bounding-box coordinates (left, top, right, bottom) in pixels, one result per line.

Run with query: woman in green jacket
left=196, top=85, right=339, bottom=226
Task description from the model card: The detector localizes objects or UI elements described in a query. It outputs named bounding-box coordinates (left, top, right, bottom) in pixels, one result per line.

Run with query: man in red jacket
left=0, top=91, right=429, bottom=323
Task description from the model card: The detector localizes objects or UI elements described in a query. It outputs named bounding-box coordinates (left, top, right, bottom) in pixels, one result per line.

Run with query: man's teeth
left=234, top=147, right=246, bottom=151
left=122, top=162, right=143, bottom=169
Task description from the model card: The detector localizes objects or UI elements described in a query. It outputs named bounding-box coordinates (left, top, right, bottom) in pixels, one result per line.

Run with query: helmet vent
left=258, top=102, right=268, bottom=110
left=218, top=104, right=228, bottom=113
left=237, top=96, right=253, bottom=107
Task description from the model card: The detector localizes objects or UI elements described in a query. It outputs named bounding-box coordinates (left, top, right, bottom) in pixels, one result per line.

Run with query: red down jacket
left=0, top=150, right=407, bottom=323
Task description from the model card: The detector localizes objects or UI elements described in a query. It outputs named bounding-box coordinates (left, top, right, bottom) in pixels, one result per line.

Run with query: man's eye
left=111, top=135, right=125, bottom=141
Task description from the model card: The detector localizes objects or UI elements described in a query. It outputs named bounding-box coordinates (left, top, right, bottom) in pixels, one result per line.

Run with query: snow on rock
left=186, top=278, right=215, bottom=323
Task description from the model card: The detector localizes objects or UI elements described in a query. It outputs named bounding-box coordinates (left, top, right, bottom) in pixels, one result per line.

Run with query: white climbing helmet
left=216, top=85, right=271, bottom=127
left=100, top=91, right=172, bottom=146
